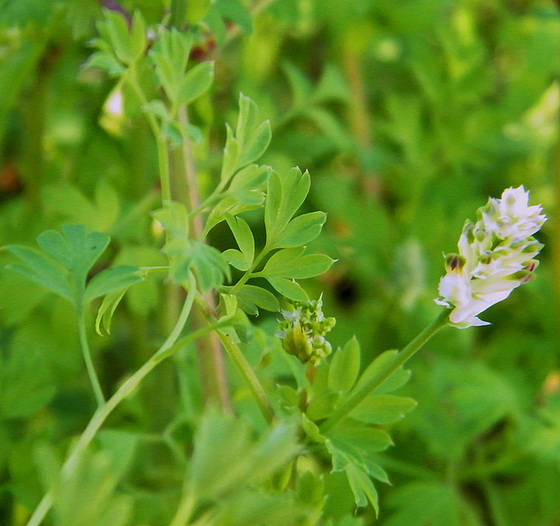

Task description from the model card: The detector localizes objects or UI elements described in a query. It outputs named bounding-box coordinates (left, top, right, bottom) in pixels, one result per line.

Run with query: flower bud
left=276, top=296, right=335, bottom=365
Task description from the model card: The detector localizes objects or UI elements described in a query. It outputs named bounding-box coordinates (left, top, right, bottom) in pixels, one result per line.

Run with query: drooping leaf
left=95, top=287, right=129, bottom=336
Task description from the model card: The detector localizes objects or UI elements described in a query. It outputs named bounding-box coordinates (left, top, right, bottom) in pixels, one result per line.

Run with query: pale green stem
left=216, top=330, right=275, bottom=424
left=319, top=310, right=449, bottom=434
left=228, top=247, right=270, bottom=296
left=77, top=307, right=105, bottom=407
left=169, top=491, right=196, bottom=526
left=25, top=274, right=198, bottom=526
left=127, top=70, right=172, bottom=205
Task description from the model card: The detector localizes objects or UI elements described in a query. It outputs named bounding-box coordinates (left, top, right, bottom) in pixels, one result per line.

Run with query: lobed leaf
left=264, top=168, right=311, bottom=245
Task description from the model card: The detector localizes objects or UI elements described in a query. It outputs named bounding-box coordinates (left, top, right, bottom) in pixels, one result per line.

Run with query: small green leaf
left=307, top=392, right=340, bottom=420
left=267, top=277, right=308, bottom=302
left=226, top=214, right=255, bottom=265
left=258, top=247, right=305, bottom=277
left=102, top=10, right=145, bottom=66
left=265, top=168, right=311, bottom=244
left=223, top=248, right=250, bottom=271
left=329, top=336, right=361, bottom=394
left=220, top=94, right=271, bottom=182
left=203, top=195, right=262, bottom=235
left=351, top=394, right=417, bottom=425
left=228, top=164, right=269, bottom=204
left=150, top=29, right=194, bottom=104
left=85, top=51, right=126, bottom=77
left=345, top=463, right=379, bottom=513
left=178, top=61, right=214, bottom=105
left=327, top=421, right=393, bottom=455
left=84, top=265, right=143, bottom=303
left=236, top=284, right=280, bottom=313
left=259, top=249, right=333, bottom=280
left=129, top=11, right=147, bottom=62
left=274, top=211, right=327, bottom=248
left=167, top=241, right=230, bottom=291
left=3, top=245, right=73, bottom=302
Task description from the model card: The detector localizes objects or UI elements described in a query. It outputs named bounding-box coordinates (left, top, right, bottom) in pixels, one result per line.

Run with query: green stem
left=77, top=308, right=105, bottom=407
left=25, top=274, right=198, bottom=526
left=127, top=70, right=171, bottom=204
left=229, top=247, right=270, bottom=296
left=216, top=330, right=275, bottom=424
left=169, top=491, right=196, bottom=526
left=319, top=310, right=449, bottom=434
left=156, top=132, right=172, bottom=204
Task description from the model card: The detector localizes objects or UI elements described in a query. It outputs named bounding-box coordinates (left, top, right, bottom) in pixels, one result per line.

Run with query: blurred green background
left=1, top=0, right=559, bottom=524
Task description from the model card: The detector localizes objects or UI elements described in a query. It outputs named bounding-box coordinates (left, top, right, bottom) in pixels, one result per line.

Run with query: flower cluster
left=435, top=186, right=546, bottom=328
left=277, top=296, right=336, bottom=365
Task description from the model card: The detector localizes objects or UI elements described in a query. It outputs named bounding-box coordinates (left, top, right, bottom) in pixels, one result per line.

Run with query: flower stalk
left=319, top=310, right=449, bottom=434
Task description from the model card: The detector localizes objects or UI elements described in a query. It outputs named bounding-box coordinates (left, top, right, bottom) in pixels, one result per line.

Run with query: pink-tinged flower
left=435, top=186, right=546, bottom=328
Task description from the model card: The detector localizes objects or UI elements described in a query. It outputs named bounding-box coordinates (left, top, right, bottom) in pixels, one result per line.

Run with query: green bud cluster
left=277, top=296, right=336, bottom=365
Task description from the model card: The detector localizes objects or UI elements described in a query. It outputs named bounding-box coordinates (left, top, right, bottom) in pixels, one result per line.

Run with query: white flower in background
left=435, top=186, right=546, bottom=328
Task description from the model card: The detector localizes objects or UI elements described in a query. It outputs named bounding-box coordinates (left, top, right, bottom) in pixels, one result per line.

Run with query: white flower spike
left=435, top=186, right=546, bottom=328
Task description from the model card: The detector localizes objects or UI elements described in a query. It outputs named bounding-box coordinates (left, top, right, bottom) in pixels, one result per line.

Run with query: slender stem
left=169, top=491, right=196, bottom=526
left=179, top=106, right=204, bottom=238
left=25, top=274, right=198, bottom=526
left=216, top=330, right=275, bottom=424
left=319, top=310, right=449, bottom=434
left=127, top=71, right=172, bottom=204
left=77, top=308, right=105, bottom=407
left=229, top=247, right=270, bottom=296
